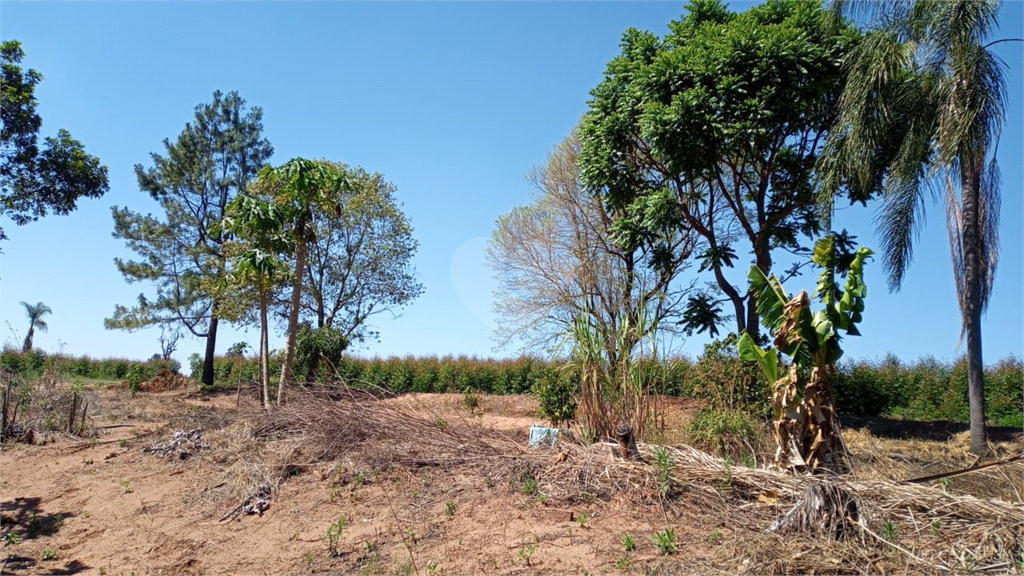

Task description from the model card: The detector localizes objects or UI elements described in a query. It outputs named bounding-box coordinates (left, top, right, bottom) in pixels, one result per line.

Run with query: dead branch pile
left=143, top=428, right=209, bottom=460
left=137, top=368, right=194, bottom=392
left=250, top=387, right=522, bottom=471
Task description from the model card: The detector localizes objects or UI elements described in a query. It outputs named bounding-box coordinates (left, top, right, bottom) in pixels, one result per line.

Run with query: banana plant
left=738, top=235, right=873, bottom=474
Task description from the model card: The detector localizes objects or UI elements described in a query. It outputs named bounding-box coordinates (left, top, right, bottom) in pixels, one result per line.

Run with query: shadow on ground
left=1, top=497, right=88, bottom=575
left=844, top=417, right=1022, bottom=443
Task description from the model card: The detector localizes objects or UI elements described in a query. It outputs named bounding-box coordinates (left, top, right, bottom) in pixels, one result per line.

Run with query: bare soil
left=1, top=386, right=1020, bottom=576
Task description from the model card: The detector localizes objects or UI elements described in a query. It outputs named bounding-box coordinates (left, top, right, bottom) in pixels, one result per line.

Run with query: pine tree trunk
left=278, top=232, right=307, bottom=405
left=962, top=159, right=988, bottom=455
left=202, top=312, right=219, bottom=388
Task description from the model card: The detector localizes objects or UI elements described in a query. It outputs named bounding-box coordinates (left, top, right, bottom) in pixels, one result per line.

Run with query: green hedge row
left=190, top=350, right=1020, bottom=425
left=0, top=348, right=181, bottom=382
left=832, top=354, right=1022, bottom=425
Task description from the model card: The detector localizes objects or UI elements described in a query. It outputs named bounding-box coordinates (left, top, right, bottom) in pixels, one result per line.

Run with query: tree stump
left=616, top=422, right=641, bottom=461
left=768, top=480, right=863, bottom=539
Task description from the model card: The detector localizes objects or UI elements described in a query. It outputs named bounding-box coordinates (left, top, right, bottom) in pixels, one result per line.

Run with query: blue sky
left=1, top=1, right=1021, bottom=368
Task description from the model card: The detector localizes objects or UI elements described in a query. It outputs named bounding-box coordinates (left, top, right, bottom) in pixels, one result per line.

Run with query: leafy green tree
left=256, top=159, right=349, bottom=403
left=19, top=301, right=51, bottom=353
left=1, top=40, right=108, bottom=241
left=301, top=165, right=423, bottom=339
left=818, top=0, right=1013, bottom=455
left=578, top=0, right=863, bottom=342
left=219, top=189, right=294, bottom=407
left=107, top=91, right=272, bottom=388
left=299, top=163, right=422, bottom=380
left=739, top=234, right=872, bottom=473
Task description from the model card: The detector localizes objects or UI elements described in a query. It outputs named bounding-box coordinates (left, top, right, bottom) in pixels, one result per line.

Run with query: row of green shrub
left=831, top=353, right=1022, bottom=426
left=3, top=345, right=1018, bottom=426
left=0, top=347, right=181, bottom=382
left=188, top=347, right=1020, bottom=425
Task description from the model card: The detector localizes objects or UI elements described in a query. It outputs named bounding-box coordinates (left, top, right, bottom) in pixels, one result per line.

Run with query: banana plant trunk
left=772, top=363, right=850, bottom=474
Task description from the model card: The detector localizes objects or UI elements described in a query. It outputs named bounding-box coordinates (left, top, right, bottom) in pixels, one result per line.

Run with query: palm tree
left=820, top=1, right=1010, bottom=455
left=20, top=301, right=51, bottom=353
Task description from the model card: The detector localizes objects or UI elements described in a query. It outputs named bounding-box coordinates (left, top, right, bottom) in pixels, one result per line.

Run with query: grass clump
left=686, top=406, right=761, bottom=459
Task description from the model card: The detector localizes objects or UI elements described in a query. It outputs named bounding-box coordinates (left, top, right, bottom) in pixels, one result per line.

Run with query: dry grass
left=177, top=386, right=1022, bottom=575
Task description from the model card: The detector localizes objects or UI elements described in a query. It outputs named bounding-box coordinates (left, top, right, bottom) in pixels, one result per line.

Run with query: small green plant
left=41, top=547, right=59, bottom=560
left=882, top=520, right=898, bottom=543
left=322, top=516, right=348, bottom=556
left=432, top=417, right=448, bottom=429
left=651, top=528, right=676, bottom=555
left=354, top=471, right=367, bottom=485
left=936, top=477, right=952, bottom=493
left=98, top=567, right=107, bottom=576
left=930, top=519, right=942, bottom=534
left=520, top=470, right=540, bottom=497
left=119, top=439, right=129, bottom=448
left=576, top=511, right=589, bottom=528
left=426, top=562, right=446, bottom=576
left=622, top=533, right=636, bottom=552
left=363, top=540, right=379, bottom=554
left=445, top=500, right=456, bottom=518
left=615, top=556, right=633, bottom=570
left=3, top=532, right=22, bottom=545
left=741, top=454, right=755, bottom=468
left=302, top=550, right=316, bottom=567
left=462, top=387, right=479, bottom=411
left=517, top=544, right=537, bottom=566
left=707, top=528, right=722, bottom=544
left=533, top=369, right=577, bottom=426
left=118, top=478, right=133, bottom=494
left=653, top=448, right=673, bottom=496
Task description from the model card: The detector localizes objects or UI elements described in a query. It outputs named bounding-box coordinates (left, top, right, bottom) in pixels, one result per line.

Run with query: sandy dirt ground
left=1, top=386, right=1020, bottom=576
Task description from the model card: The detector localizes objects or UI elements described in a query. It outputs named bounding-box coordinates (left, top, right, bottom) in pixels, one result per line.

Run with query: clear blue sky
left=1, top=2, right=1021, bottom=368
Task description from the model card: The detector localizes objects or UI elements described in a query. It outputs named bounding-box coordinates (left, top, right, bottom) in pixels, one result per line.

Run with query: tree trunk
left=260, top=290, right=271, bottom=409
left=962, top=160, right=988, bottom=455
left=202, top=312, right=219, bottom=388
left=22, top=326, right=34, bottom=353
left=278, top=232, right=307, bottom=405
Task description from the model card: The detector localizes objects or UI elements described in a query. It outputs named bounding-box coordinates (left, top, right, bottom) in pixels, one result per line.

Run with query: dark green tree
left=106, top=91, right=273, bottom=388
left=578, top=0, right=863, bottom=342
left=1, top=40, right=108, bottom=241
left=818, top=0, right=1014, bottom=455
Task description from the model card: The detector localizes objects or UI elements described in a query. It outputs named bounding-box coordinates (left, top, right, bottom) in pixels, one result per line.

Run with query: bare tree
left=488, top=131, right=696, bottom=363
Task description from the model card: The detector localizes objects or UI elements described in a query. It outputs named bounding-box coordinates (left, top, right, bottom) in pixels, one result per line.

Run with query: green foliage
left=462, top=387, right=479, bottom=410
left=0, top=348, right=179, bottom=381
left=686, top=407, right=761, bottom=459
left=107, top=90, right=272, bottom=388
left=622, top=533, right=636, bottom=552
left=533, top=368, right=577, bottom=426
left=295, top=325, right=349, bottom=381
left=688, top=336, right=769, bottom=416
left=651, top=528, right=676, bottom=555
left=1, top=40, right=109, bottom=241
left=653, top=447, right=673, bottom=497
left=579, top=1, right=862, bottom=338
left=322, top=516, right=348, bottom=557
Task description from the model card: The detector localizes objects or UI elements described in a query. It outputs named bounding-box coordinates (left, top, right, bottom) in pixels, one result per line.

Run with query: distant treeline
left=1, top=347, right=1019, bottom=426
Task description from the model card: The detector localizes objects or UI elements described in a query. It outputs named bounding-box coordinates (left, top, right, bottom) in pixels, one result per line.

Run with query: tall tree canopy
left=819, top=0, right=1011, bottom=454
left=107, top=91, right=273, bottom=387
left=579, top=0, right=863, bottom=342
left=0, top=40, right=108, bottom=241
left=300, top=163, right=423, bottom=344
